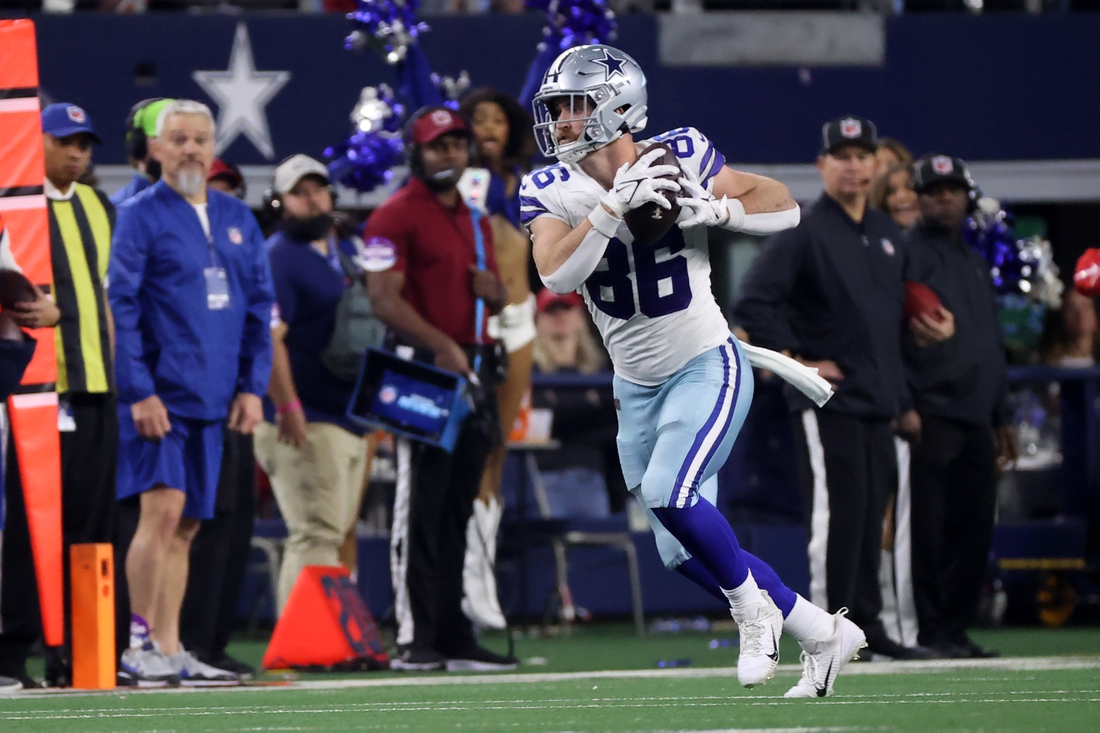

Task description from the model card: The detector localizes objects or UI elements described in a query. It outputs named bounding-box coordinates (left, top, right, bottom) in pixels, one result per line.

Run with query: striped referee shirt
left=45, top=178, right=115, bottom=394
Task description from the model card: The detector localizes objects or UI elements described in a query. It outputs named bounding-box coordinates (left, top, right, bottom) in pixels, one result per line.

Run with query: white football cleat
left=734, top=590, right=783, bottom=688
left=783, top=608, right=867, bottom=699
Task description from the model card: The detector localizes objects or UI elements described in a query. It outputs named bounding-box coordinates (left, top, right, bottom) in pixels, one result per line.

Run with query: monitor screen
left=368, top=369, right=455, bottom=436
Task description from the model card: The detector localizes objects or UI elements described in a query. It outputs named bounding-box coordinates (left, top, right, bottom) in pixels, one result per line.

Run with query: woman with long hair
left=871, top=163, right=920, bottom=229
left=456, top=89, right=539, bottom=629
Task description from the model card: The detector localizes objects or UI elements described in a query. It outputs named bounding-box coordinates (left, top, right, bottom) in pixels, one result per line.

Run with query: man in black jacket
left=734, top=118, right=952, bottom=660
left=901, top=154, right=1018, bottom=659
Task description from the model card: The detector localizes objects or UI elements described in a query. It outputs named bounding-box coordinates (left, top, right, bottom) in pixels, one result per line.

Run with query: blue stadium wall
left=30, top=13, right=1100, bottom=167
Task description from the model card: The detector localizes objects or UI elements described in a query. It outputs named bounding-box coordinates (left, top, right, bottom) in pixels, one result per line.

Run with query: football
left=0, top=269, right=38, bottom=311
left=903, top=281, right=944, bottom=322
left=623, top=142, right=682, bottom=246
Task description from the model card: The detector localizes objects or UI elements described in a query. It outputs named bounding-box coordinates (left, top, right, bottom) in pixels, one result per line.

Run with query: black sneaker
left=444, top=645, right=518, bottom=672
left=203, top=652, right=256, bottom=680
left=44, top=646, right=71, bottom=688
left=937, top=637, right=1000, bottom=659
left=389, top=646, right=445, bottom=672
left=863, top=636, right=938, bottom=661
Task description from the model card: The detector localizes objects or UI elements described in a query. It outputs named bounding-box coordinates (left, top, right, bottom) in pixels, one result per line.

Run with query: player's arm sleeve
left=519, top=171, right=570, bottom=229
left=732, top=227, right=807, bottom=353
left=237, top=212, right=275, bottom=397
left=520, top=172, right=607, bottom=295
left=649, top=127, right=726, bottom=191
left=107, top=205, right=157, bottom=403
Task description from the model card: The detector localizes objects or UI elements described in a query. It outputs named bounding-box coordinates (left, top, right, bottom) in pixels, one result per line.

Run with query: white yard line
left=3, top=655, right=1098, bottom=701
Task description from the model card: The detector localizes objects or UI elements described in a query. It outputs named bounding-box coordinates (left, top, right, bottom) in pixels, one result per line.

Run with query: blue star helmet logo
left=591, top=49, right=627, bottom=82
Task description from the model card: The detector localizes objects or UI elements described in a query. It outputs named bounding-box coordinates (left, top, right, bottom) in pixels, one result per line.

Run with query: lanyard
left=319, top=233, right=342, bottom=275
left=194, top=202, right=218, bottom=268
left=469, top=207, right=486, bottom=374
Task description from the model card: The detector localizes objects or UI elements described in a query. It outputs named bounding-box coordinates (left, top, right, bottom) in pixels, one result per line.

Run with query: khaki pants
left=254, top=421, right=369, bottom=615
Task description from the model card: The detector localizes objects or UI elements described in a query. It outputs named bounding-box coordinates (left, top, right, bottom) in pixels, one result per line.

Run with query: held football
left=903, top=281, right=944, bottom=322
left=0, top=269, right=38, bottom=311
left=623, top=142, right=682, bottom=246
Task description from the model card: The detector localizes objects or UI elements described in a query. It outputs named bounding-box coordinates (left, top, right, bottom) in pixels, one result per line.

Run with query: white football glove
left=676, top=177, right=746, bottom=230
left=599, top=148, right=682, bottom=218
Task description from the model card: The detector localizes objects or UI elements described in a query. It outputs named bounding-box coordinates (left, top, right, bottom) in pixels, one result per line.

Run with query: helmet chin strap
left=556, top=128, right=623, bottom=165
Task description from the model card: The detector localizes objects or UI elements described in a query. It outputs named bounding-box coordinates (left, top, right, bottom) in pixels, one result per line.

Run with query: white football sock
left=721, top=570, right=764, bottom=618
left=783, top=595, right=836, bottom=646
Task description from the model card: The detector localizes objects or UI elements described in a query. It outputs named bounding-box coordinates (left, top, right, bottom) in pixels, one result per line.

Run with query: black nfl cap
left=820, top=116, right=877, bottom=155
left=912, top=154, right=976, bottom=194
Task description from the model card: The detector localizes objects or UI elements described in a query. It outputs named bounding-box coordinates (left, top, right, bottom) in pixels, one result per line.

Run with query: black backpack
left=320, top=238, right=387, bottom=382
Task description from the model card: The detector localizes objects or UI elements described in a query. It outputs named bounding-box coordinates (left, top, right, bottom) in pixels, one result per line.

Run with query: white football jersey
left=520, top=127, right=731, bottom=386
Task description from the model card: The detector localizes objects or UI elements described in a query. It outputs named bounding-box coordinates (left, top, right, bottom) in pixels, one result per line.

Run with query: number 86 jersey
left=520, top=127, right=732, bottom=387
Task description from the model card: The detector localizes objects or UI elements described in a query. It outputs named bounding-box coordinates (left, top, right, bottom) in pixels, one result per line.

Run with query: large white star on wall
left=193, top=23, right=290, bottom=160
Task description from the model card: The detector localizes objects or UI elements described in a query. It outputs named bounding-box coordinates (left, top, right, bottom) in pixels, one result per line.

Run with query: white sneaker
left=783, top=608, right=867, bottom=699
left=734, top=590, right=783, bottom=688
left=119, top=642, right=180, bottom=688
left=168, top=646, right=240, bottom=687
left=0, top=675, right=22, bottom=694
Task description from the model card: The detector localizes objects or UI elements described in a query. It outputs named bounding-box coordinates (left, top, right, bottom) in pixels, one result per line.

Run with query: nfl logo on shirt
left=840, top=118, right=862, bottom=138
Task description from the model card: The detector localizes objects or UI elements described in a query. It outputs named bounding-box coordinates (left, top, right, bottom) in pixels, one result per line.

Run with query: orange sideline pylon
left=262, top=566, right=388, bottom=670
left=70, top=543, right=115, bottom=689
left=0, top=18, right=64, bottom=647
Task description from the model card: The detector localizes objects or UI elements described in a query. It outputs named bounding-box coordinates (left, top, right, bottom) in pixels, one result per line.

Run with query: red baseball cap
left=537, top=289, right=584, bottom=313
left=207, top=158, right=243, bottom=189
left=409, top=107, right=470, bottom=146
left=1074, top=249, right=1100, bottom=297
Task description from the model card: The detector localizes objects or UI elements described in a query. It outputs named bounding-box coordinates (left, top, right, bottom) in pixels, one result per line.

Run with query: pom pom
left=432, top=70, right=471, bottom=111
left=324, top=85, right=405, bottom=194
left=964, top=197, right=1063, bottom=308
left=345, top=0, right=430, bottom=65
left=527, top=0, right=618, bottom=52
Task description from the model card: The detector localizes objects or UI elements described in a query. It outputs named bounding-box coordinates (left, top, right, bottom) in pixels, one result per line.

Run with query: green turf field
left=3, top=626, right=1099, bottom=732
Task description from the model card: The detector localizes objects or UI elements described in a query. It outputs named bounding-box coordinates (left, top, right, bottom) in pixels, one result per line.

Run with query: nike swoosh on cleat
left=767, top=629, right=779, bottom=662
left=816, top=658, right=835, bottom=697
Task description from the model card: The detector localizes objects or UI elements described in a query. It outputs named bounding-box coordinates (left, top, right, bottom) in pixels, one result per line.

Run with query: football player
left=521, top=45, right=865, bottom=697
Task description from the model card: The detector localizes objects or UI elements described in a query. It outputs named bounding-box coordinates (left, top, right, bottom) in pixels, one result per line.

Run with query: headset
left=402, top=106, right=476, bottom=181
left=124, top=98, right=168, bottom=163
left=261, top=154, right=339, bottom=223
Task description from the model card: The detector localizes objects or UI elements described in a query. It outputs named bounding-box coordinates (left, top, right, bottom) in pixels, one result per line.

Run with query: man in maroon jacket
left=363, top=106, right=514, bottom=672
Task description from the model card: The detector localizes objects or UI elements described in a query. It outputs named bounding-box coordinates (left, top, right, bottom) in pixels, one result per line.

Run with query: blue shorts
left=117, top=409, right=224, bottom=520
left=614, top=336, right=754, bottom=568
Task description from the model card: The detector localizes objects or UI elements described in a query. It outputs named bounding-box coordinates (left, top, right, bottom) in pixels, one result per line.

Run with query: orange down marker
left=0, top=18, right=65, bottom=648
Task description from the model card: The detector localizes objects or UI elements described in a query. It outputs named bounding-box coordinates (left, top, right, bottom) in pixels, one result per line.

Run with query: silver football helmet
left=532, top=45, right=648, bottom=165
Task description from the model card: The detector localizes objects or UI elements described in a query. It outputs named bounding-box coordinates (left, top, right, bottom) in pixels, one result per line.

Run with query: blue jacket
left=109, top=173, right=152, bottom=207
left=109, top=181, right=274, bottom=420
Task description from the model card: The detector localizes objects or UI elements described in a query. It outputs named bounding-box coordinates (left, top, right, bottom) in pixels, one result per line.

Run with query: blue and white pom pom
left=966, top=197, right=1063, bottom=308
left=345, top=0, right=429, bottom=65
left=528, top=0, right=617, bottom=51
left=324, top=85, right=406, bottom=194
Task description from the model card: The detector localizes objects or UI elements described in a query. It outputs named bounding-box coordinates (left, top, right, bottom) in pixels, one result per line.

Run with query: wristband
left=588, top=203, right=623, bottom=239
left=718, top=197, right=746, bottom=232
left=276, top=399, right=302, bottom=414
